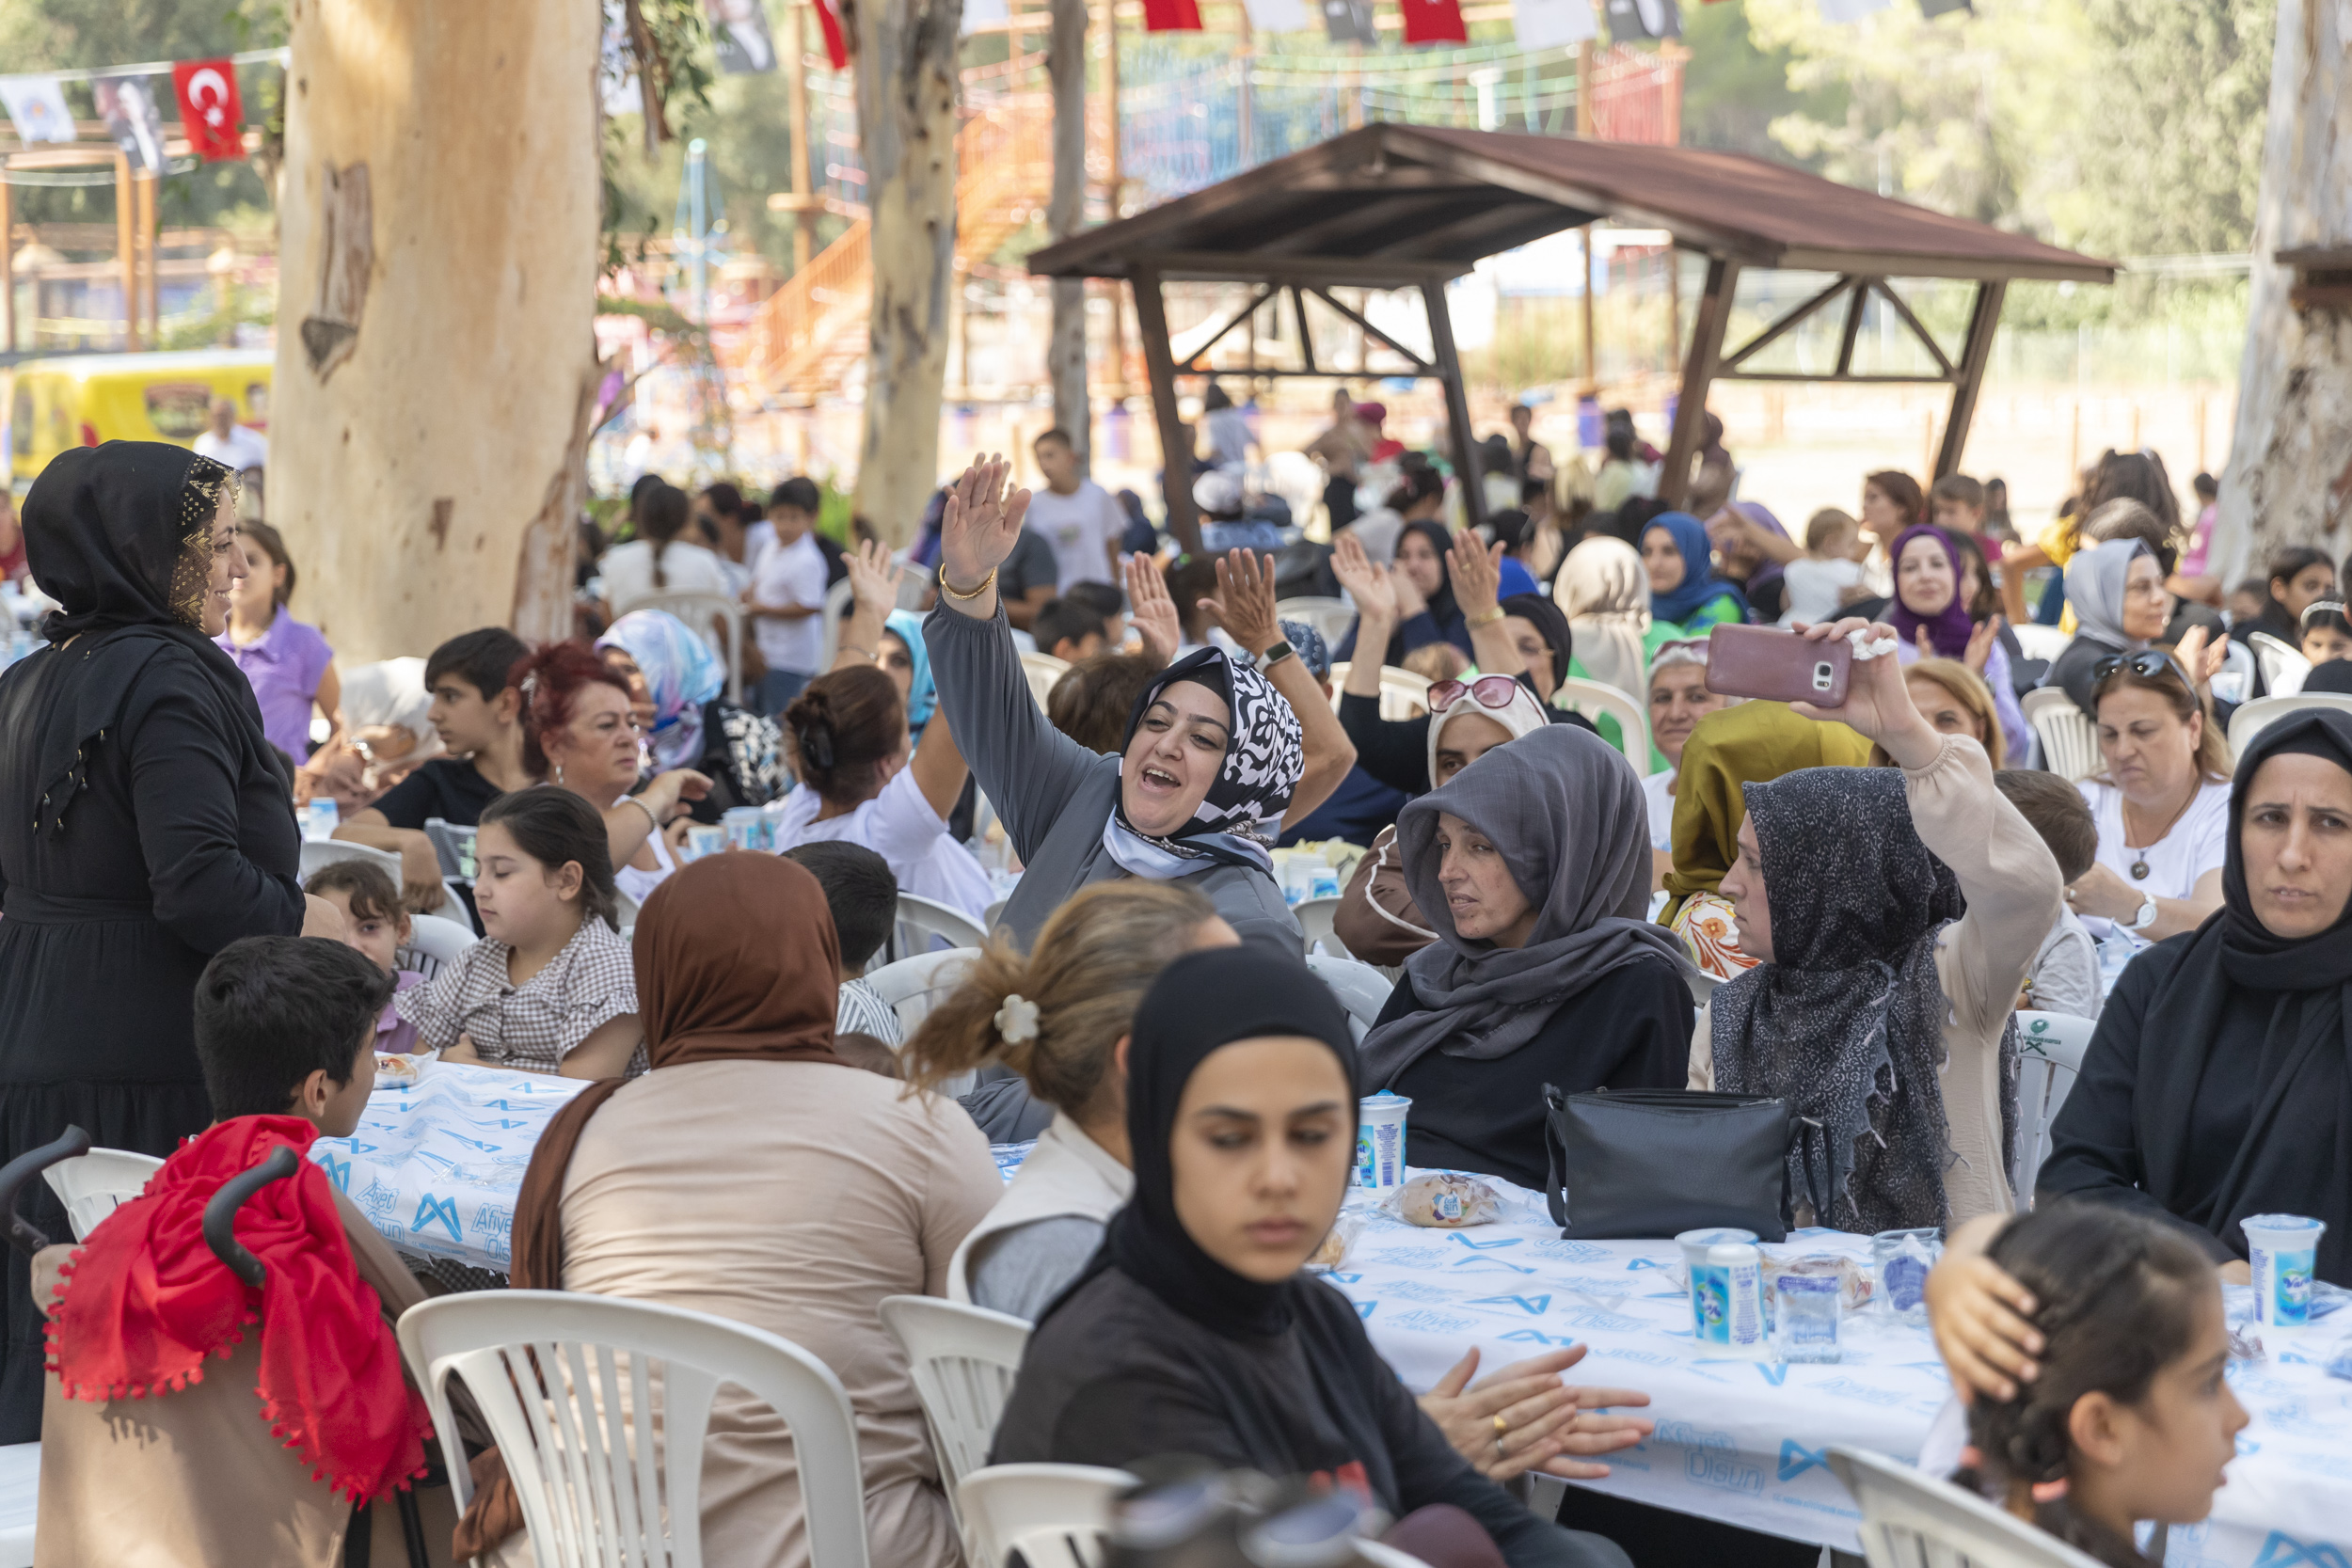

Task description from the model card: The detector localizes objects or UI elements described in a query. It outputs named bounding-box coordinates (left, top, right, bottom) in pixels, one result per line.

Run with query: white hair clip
left=993, top=994, right=1041, bottom=1046
left=1848, top=628, right=1900, bottom=660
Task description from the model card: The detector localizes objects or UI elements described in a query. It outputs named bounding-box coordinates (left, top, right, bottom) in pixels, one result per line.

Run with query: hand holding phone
left=1706, top=623, right=1852, bottom=707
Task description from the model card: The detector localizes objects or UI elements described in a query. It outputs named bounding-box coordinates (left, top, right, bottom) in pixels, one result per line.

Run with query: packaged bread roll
left=1389, top=1171, right=1500, bottom=1228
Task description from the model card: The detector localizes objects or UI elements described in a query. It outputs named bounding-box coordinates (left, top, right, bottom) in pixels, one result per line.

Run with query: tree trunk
left=847, top=0, right=964, bottom=547
left=1047, top=0, right=1089, bottom=472
left=2217, top=0, right=2352, bottom=576
left=270, top=0, right=601, bottom=660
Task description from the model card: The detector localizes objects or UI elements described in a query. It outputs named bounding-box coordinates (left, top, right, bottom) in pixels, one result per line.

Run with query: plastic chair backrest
left=863, top=948, right=981, bottom=1036
left=1324, top=664, right=1433, bottom=721
left=878, top=1296, right=1033, bottom=1527
left=955, top=1464, right=1132, bottom=1568
left=818, top=578, right=857, bottom=669
left=1555, top=675, right=1650, bottom=767
left=1273, top=595, right=1358, bottom=651
left=2249, top=631, right=2311, bottom=698
left=2020, top=688, right=2099, bottom=782
left=2010, top=1010, right=2094, bottom=1206
left=1020, top=652, right=1072, bottom=711
left=887, top=895, right=990, bottom=963
left=41, top=1148, right=164, bottom=1242
left=629, top=593, right=746, bottom=706
left=2214, top=637, right=2256, bottom=705
left=299, top=837, right=403, bottom=882
left=398, top=1291, right=871, bottom=1568
left=2008, top=622, right=2071, bottom=664
left=1307, top=954, right=1394, bottom=1032
left=1828, top=1446, right=2106, bottom=1568
left=1293, top=895, right=1348, bottom=958
left=0, top=1440, right=37, bottom=1567
left=395, top=912, right=479, bottom=982
left=612, top=888, right=643, bottom=939
left=2227, top=691, right=2352, bottom=757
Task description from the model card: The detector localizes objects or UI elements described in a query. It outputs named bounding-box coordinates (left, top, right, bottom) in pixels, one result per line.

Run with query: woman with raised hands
left=1887, top=522, right=2028, bottom=763
left=925, top=456, right=1351, bottom=953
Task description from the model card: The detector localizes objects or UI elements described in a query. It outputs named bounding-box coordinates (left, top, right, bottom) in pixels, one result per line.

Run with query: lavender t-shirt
left=216, top=606, right=334, bottom=759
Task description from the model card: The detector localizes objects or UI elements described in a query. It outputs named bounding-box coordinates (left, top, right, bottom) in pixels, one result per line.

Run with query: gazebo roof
left=1028, top=123, right=2114, bottom=285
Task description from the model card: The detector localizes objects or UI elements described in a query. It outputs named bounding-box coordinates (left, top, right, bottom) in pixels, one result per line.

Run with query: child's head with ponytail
left=902, top=881, right=1231, bottom=1136
left=786, top=665, right=906, bottom=809
left=1953, top=1203, right=2246, bottom=1567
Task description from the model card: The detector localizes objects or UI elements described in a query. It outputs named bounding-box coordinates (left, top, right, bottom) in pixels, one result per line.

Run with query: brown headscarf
left=508, top=854, right=845, bottom=1288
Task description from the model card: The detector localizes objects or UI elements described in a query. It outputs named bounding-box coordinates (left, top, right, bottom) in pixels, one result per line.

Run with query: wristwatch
left=2127, top=894, right=2160, bottom=931
left=1259, top=639, right=1295, bottom=672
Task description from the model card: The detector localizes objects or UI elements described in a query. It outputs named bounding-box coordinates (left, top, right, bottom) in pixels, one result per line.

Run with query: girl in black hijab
left=0, top=442, right=312, bottom=1439
left=2039, top=707, right=2352, bottom=1285
left=990, top=946, right=1630, bottom=1568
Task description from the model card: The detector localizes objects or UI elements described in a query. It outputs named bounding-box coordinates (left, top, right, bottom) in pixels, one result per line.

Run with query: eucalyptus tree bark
left=1046, top=0, right=1089, bottom=471
left=845, top=0, right=964, bottom=546
left=269, top=0, right=600, bottom=658
left=2217, top=0, right=2352, bottom=575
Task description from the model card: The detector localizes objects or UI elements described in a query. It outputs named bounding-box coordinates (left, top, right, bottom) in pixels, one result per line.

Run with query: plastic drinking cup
left=1355, top=1093, right=1411, bottom=1191
left=1772, top=1273, right=1842, bottom=1363
left=1675, top=1227, right=1758, bottom=1343
left=1873, top=1227, right=1943, bottom=1325
left=2244, top=1213, right=2326, bottom=1334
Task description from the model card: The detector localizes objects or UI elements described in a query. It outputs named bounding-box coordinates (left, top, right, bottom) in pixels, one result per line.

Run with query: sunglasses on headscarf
left=2091, top=649, right=2197, bottom=693
left=1428, top=674, right=1524, bottom=712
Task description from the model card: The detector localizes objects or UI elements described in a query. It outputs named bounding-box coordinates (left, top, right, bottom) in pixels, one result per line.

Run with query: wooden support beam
left=1292, top=285, right=1315, bottom=376
left=1867, top=277, right=1953, bottom=378
left=1305, top=285, right=1433, bottom=375
left=1722, top=273, right=1849, bottom=372
left=1659, top=255, right=1740, bottom=510
left=136, top=172, right=159, bottom=343
left=1131, top=266, right=1200, bottom=555
left=1173, top=282, right=1277, bottom=373
left=1935, top=278, right=2006, bottom=479
left=1421, top=277, right=1486, bottom=533
left=1833, top=277, right=1868, bottom=378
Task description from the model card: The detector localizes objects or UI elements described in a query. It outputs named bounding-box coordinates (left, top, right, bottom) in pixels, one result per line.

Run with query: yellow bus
left=7, top=349, right=274, bottom=486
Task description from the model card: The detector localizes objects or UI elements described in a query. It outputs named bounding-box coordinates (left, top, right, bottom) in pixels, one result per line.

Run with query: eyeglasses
left=1427, top=674, right=1525, bottom=713
left=2090, top=649, right=2197, bottom=691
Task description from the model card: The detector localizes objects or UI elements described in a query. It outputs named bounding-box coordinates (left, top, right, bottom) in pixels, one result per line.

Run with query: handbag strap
left=1788, top=1115, right=1828, bottom=1227
left=1541, top=1083, right=1569, bottom=1229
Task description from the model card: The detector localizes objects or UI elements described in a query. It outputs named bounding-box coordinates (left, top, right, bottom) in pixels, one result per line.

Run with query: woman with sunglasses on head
left=2067, top=644, right=2233, bottom=944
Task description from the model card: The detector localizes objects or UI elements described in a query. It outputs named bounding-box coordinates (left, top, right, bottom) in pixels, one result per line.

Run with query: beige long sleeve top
left=1687, top=734, right=2063, bottom=1225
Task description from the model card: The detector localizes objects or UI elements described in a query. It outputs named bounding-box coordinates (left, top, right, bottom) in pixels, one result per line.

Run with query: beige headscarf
left=1554, top=536, right=1650, bottom=698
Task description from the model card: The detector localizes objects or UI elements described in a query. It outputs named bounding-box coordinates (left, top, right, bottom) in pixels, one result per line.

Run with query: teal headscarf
left=885, top=610, right=937, bottom=728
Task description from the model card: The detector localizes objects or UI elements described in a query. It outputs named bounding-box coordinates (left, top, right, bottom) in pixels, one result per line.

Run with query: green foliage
left=1678, top=0, right=1831, bottom=157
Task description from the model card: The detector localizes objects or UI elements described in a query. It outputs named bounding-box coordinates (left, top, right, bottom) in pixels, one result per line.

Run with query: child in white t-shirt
left=747, top=477, right=831, bottom=718
left=1778, top=508, right=1869, bottom=626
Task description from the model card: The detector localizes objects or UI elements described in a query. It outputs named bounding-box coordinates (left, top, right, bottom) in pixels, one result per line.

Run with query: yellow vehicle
left=7, top=349, right=274, bottom=485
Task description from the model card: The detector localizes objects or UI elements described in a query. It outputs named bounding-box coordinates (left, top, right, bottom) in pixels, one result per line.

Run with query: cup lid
left=1676, top=1227, right=1758, bottom=1248
left=1359, top=1092, right=1411, bottom=1107
left=2243, top=1213, right=2325, bottom=1232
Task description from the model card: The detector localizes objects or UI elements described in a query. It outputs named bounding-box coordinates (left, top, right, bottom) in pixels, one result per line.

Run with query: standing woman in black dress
left=0, top=442, right=328, bottom=1437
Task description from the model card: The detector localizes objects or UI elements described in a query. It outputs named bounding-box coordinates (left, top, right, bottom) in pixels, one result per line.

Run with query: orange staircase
left=747, top=103, right=1053, bottom=403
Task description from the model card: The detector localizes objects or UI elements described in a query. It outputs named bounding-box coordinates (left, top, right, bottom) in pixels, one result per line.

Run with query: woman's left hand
left=1416, top=1346, right=1654, bottom=1482
left=2066, top=861, right=2140, bottom=924
left=844, top=538, right=903, bottom=624
left=2172, top=625, right=2229, bottom=692
left=1963, top=615, right=2001, bottom=676
left=1125, top=551, right=1183, bottom=667
left=1201, top=548, right=1279, bottom=654
left=644, top=768, right=713, bottom=820
left=1446, top=528, right=1505, bottom=621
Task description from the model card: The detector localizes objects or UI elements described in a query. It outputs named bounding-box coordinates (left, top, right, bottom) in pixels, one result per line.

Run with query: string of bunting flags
left=0, top=50, right=282, bottom=170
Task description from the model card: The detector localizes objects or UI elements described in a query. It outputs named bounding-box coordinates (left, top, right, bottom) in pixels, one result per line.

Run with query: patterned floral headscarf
left=1100, top=646, right=1303, bottom=879
left=596, top=610, right=724, bottom=772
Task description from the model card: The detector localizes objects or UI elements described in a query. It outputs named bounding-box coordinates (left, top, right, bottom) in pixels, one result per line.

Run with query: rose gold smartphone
left=1705, top=623, right=1852, bottom=706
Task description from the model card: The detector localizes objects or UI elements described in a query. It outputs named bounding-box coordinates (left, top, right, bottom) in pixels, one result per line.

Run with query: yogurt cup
left=1355, top=1093, right=1411, bottom=1191
left=1675, top=1227, right=1758, bottom=1342
left=2244, top=1213, right=2326, bottom=1334
left=1709, top=1243, right=1772, bottom=1359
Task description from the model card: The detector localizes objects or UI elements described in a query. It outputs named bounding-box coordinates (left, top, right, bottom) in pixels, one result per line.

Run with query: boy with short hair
left=784, top=841, right=905, bottom=1047
left=338, top=626, right=532, bottom=911
left=1059, top=579, right=1128, bottom=654
left=305, top=860, right=426, bottom=1055
left=748, top=476, right=829, bottom=717
left=1031, top=597, right=1108, bottom=663
left=1930, top=473, right=1987, bottom=537
left=194, top=935, right=394, bottom=1133
left=1026, top=427, right=1123, bottom=592
left=1992, top=769, right=2101, bottom=1020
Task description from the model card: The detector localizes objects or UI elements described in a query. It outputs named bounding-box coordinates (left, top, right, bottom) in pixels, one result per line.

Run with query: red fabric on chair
left=1400, top=0, right=1470, bottom=43
left=45, top=1115, right=432, bottom=1504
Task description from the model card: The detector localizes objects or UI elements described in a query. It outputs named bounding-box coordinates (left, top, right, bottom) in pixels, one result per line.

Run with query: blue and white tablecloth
left=1332, top=1179, right=2352, bottom=1567
left=309, top=1060, right=589, bottom=1272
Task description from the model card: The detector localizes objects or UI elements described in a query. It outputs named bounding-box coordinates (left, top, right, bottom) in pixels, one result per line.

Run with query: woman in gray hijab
left=2048, top=537, right=2169, bottom=718
left=1359, top=724, right=1694, bottom=1189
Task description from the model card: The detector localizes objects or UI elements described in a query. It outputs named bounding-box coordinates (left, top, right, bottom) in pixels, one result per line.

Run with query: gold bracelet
left=939, top=565, right=998, bottom=601
left=1465, top=605, right=1506, bottom=628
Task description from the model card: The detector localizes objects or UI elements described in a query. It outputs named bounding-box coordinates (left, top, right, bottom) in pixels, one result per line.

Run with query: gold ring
left=1492, top=1415, right=1508, bottom=1435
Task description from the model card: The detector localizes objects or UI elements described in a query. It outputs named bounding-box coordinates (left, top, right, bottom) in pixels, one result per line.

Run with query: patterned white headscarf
left=1101, top=647, right=1303, bottom=879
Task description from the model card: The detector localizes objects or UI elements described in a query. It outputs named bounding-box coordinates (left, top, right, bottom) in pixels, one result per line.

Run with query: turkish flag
left=1400, top=0, right=1468, bottom=44
left=1141, top=0, right=1204, bottom=30
left=172, top=59, right=245, bottom=162
left=809, top=0, right=851, bottom=70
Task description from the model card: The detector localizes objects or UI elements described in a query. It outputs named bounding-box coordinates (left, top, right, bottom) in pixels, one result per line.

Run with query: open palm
left=939, top=453, right=1032, bottom=587
left=1332, top=531, right=1399, bottom=624
left=845, top=537, right=904, bottom=620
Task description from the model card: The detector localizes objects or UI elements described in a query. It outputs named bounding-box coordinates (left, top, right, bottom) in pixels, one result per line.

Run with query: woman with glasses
left=2049, top=537, right=2175, bottom=719
left=2067, top=645, right=2233, bottom=943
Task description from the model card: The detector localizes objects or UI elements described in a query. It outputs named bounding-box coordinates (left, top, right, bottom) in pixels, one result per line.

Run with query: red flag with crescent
left=172, top=59, right=245, bottom=161
left=1141, top=0, right=1205, bottom=29
left=1400, top=0, right=1469, bottom=42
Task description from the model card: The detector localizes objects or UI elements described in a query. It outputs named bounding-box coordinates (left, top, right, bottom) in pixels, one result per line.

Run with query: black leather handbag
left=1540, top=1085, right=1819, bottom=1242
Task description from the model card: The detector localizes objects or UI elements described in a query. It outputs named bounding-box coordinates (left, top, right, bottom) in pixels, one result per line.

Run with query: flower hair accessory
left=993, top=994, right=1041, bottom=1046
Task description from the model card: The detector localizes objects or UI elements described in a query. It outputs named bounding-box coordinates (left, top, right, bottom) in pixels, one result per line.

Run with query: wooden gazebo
left=1028, top=124, right=2115, bottom=548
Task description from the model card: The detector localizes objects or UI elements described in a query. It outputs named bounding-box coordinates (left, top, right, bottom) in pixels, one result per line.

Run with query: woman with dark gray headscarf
left=1692, top=617, right=2064, bottom=1232
left=1359, top=725, right=1694, bottom=1189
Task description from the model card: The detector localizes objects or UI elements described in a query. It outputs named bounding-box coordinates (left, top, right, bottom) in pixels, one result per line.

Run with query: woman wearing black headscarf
left=2032, top=708, right=2352, bottom=1286
left=992, top=945, right=1634, bottom=1568
left=0, top=442, right=324, bottom=1439
left=1359, top=726, right=1693, bottom=1189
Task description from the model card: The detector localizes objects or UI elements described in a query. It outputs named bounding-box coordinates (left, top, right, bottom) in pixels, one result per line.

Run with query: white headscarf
left=339, top=657, right=438, bottom=753
left=1554, top=536, right=1651, bottom=699
left=1424, top=679, right=1551, bottom=788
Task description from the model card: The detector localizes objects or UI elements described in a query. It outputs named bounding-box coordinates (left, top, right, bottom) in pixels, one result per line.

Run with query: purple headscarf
left=1730, top=501, right=1788, bottom=602
left=1889, top=524, right=1977, bottom=659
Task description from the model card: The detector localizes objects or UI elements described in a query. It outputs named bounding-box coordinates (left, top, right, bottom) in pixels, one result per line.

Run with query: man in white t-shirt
left=1025, top=428, right=1121, bottom=592
left=747, top=477, right=830, bottom=717
left=191, top=397, right=267, bottom=473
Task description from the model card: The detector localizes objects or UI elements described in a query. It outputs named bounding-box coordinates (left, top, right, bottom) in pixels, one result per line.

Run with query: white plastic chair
left=300, top=837, right=402, bottom=881
left=41, top=1148, right=163, bottom=1241
left=2011, top=1009, right=2095, bottom=1206
left=886, top=894, right=990, bottom=962
left=816, top=577, right=857, bottom=669
left=1829, top=1445, right=2106, bottom=1568
left=878, top=1295, right=1032, bottom=1527
left=629, top=592, right=747, bottom=705
left=2227, top=691, right=2352, bottom=757
left=1325, top=663, right=1433, bottom=720
left=982, top=897, right=1010, bottom=932
left=2008, top=622, right=2072, bottom=664
left=1020, top=652, right=1072, bottom=711
left=398, top=1291, right=872, bottom=1568
left=2214, top=636, right=2257, bottom=706
left=1274, top=595, right=1358, bottom=651
left=1555, top=675, right=1651, bottom=767
left=956, top=1464, right=1132, bottom=1568
left=863, top=947, right=981, bottom=1032
left=395, top=911, right=479, bottom=982
left=1307, top=953, right=1394, bottom=1041
left=2248, top=630, right=2311, bottom=698
left=0, top=1442, right=36, bottom=1568
left=1294, top=895, right=1348, bottom=958
left=2020, top=688, right=2100, bottom=782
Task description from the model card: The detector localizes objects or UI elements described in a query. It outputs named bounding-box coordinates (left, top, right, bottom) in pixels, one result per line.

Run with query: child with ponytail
left=1929, top=1203, right=2248, bottom=1566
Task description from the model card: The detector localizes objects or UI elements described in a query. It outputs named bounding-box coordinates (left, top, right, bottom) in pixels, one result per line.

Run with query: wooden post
left=787, top=0, right=814, bottom=276
left=1660, top=255, right=1740, bottom=509
left=115, top=150, right=138, bottom=352
left=1101, top=0, right=1127, bottom=389
left=1575, top=41, right=1594, bottom=137
left=1580, top=225, right=1597, bottom=393
left=0, top=172, right=14, bottom=356
left=1421, top=277, right=1486, bottom=532
left=1935, top=278, right=2006, bottom=479
left=1236, top=11, right=1254, bottom=169
left=1048, top=0, right=1089, bottom=469
left=136, top=172, right=159, bottom=344
left=1131, top=264, right=1201, bottom=554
